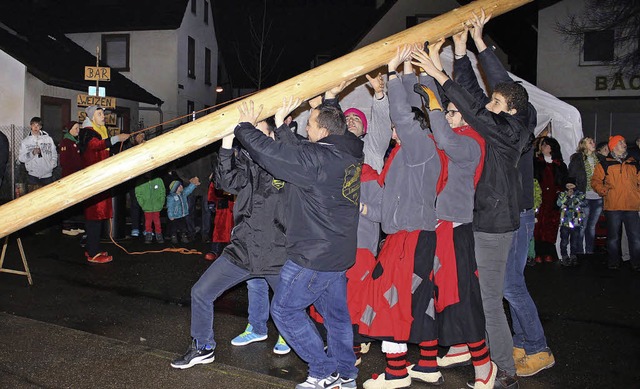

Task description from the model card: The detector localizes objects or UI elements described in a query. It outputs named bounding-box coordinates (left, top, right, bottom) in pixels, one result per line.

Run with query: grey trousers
left=474, top=230, right=516, bottom=376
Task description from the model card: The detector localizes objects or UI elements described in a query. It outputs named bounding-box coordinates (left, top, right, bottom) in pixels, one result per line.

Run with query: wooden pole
left=0, top=0, right=532, bottom=238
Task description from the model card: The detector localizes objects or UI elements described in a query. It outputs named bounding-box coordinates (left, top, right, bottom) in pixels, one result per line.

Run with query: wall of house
left=176, top=0, right=219, bottom=123
left=67, top=30, right=175, bottom=131
left=538, top=0, right=640, bottom=143
left=0, top=49, right=26, bottom=126
left=23, top=74, right=138, bottom=141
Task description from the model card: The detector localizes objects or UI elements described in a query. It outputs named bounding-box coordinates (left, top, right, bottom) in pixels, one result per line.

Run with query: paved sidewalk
left=0, top=313, right=293, bottom=389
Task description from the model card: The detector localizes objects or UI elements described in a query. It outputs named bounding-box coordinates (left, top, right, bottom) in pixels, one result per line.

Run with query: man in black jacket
left=171, top=113, right=289, bottom=370
left=235, top=99, right=363, bottom=389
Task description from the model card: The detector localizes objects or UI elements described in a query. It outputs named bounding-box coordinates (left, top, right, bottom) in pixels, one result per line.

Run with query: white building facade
left=538, top=0, right=640, bottom=143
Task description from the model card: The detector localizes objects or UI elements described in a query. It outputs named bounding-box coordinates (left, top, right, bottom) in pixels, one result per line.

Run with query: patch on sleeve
left=342, top=163, right=362, bottom=205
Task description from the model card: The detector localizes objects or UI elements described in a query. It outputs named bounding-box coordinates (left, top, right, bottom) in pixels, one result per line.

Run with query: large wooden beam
left=0, top=0, right=532, bottom=238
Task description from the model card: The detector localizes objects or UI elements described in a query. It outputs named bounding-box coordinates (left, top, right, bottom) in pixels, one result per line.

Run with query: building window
left=188, top=36, right=196, bottom=79
left=102, top=34, right=130, bottom=71
left=187, top=100, right=195, bottom=121
left=191, top=0, right=197, bottom=14
left=582, top=30, right=615, bottom=64
left=204, top=1, right=209, bottom=24
left=205, top=48, right=212, bottom=85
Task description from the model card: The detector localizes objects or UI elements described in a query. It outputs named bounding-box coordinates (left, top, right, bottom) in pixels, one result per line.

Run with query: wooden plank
left=76, top=94, right=117, bottom=109
left=0, top=0, right=533, bottom=238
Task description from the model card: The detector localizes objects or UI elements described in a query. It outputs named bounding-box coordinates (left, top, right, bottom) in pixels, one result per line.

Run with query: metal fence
left=0, top=125, right=31, bottom=203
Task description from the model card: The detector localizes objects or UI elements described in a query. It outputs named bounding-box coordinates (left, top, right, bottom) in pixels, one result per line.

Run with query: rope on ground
left=108, top=220, right=202, bottom=256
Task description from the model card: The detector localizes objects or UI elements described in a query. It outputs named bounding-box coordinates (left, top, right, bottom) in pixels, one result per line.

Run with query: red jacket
left=58, top=137, right=83, bottom=177
left=79, top=126, right=113, bottom=220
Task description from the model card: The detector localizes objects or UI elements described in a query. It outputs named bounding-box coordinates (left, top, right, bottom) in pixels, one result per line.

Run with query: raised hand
left=238, top=100, right=263, bottom=126
left=308, top=95, right=323, bottom=109
left=365, top=73, right=385, bottom=99
left=470, top=9, right=492, bottom=45
left=275, top=96, right=302, bottom=127
left=325, top=78, right=356, bottom=99
left=427, top=38, right=446, bottom=71
left=388, top=44, right=414, bottom=72
left=452, top=25, right=470, bottom=57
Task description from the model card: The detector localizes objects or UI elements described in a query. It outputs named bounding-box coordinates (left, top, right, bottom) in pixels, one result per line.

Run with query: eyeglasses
left=445, top=110, right=459, bottom=117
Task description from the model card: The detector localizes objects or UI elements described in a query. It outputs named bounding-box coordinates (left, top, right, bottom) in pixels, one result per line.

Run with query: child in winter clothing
left=135, top=172, right=166, bottom=243
left=557, top=179, right=586, bottom=266
left=166, top=177, right=200, bottom=244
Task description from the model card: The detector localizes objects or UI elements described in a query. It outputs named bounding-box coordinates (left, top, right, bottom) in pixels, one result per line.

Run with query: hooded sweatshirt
left=18, top=130, right=57, bottom=178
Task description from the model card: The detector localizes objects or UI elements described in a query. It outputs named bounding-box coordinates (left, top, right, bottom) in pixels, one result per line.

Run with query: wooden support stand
left=0, top=235, right=33, bottom=285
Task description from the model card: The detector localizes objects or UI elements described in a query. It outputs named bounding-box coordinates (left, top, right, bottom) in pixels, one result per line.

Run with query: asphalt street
left=0, top=230, right=638, bottom=388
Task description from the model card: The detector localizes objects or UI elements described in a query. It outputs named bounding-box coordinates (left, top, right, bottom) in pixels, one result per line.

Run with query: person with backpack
left=591, top=135, right=640, bottom=271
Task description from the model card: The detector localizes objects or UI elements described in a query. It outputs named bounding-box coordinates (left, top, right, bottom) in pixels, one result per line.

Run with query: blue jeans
left=190, top=255, right=280, bottom=348
left=605, top=211, right=640, bottom=268
left=503, top=209, right=548, bottom=355
left=559, top=226, right=582, bottom=257
left=247, top=278, right=270, bottom=335
left=271, top=260, right=357, bottom=380
left=583, top=198, right=603, bottom=253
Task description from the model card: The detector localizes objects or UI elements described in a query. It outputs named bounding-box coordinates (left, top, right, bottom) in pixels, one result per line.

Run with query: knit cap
left=608, top=135, right=625, bottom=152
left=85, top=105, right=104, bottom=120
left=169, top=180, right=182, bottom=193
left=344, top=108, right=368, bottom=134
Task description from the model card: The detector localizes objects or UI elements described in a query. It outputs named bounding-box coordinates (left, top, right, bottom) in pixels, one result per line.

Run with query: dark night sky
left=0, top=0, right=551, bottom=89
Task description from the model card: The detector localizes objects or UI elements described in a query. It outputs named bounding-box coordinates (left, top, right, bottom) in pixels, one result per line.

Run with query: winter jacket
left=568, top=152, right=601, bottom=196
left=591, top=154, right=640, bottom=211
left=135, top=177, right=166, bottom=212
left=234, top=121, right=364, bottom=272
left=215, top=146, right=287, bottom=275
left=476, top=47, right=538, bottom=213
left=446, top=53, right=530, bottom=233
left=166, top=183, right=196, bottom=220
left=557, top=190, right=586, bottom=228
left=18, top=130, right=57, bottom=179
left=373, top=75, right=440, bottom=234
left=79, top=121, right=117, bottom=220
left=423, top=74, right=483, bottom=223
left=58, top=134, right=83, bottom=177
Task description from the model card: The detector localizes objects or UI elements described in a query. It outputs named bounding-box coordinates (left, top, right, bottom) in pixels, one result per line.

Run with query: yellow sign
left=77, top=94, right=116, bottom=109
left=84, top=66, right=111, bottom=81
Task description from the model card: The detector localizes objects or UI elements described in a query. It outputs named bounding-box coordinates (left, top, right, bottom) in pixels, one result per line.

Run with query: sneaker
left=363, top=373, right=411, bottom=389
left=471, top=361, right=497, bottom=389
left=87, top=252, right=112, bottom=263
left=407, top=364, right=444, bottom=384
left=467, top=368, right=518, bottom=389
left=296, top=373, right=340, bottom=389
left=273, top=335, right=291, bottom=355
left=569, top=254, right=578, bottom=266
left=230, top=324, right=268, bottom=346
left=437, top=350, right=471, bottom=368
left=516, top=348, right=555, bottom=377
left=170, top=339, right=215, bottom=369
left=144, top=232, right=153, bottom=244
left=180, top=233, right=190, bottom=243
left=155, top=233, right=164, bottom=244
left=361, top=342, right=371, bottom=354
left=131, top=228, right=140, bottom=237
left=340, top=377, right=357, bottom=389
left=170, top=234, right=178, bottom=244
left=560, top=255, right=570, bottom=266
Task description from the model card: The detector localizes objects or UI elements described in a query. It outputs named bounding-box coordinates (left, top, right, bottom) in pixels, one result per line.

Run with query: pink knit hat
left=344, top=108, right=368, bottom=134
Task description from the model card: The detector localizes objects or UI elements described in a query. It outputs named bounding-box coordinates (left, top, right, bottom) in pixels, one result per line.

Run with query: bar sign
left=85, top=66, right=111, bottom=81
